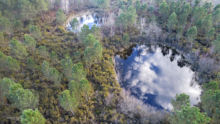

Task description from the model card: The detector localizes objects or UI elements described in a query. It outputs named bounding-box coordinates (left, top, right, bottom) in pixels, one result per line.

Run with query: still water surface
left=115, top=45, right=201, bottom=110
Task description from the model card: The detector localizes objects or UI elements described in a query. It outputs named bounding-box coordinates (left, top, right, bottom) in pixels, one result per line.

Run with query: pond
left=115, top=45, right=201, bottom=110
left=66, top=12, right=107, bottom=32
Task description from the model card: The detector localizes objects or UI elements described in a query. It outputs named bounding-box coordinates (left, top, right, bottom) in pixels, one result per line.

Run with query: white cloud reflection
left=115, top=45, right=201, bottom=110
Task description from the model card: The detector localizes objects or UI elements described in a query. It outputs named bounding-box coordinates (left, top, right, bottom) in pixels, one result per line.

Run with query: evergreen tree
left=10, top=39, right=28, bottom=59
left=20, top=109, right=46, bottom=124
left=192, top=6, right=207, bottom=29
left=116, top=6, right=137, bottom=28
left=37, top=46, right=49, bottom=58
left=61, top=56, right=74, bottom=81
left=213, top=6, right=220, bottom=27
left=159, top=1, right=169, bottom=22
left=72, top=63, right=86, bottom=82
left=186, top=26, right=197, bottom=42
left=0, top=51, right=20, bottom=72
left=41, top=61, right=61, bottom=85
left=8, top=83, right=39, bottom=111
left=170, top=94, right=210, bottom=124
left=0, top=78, right=15, bottom=104
left=84, top=41, right=103, bottom=66
left=29, top=25, right=41, bottom=40
left=56, top=9, right=66, bottom=25
left=58, top=90, right=78, bottom=114
left=83, top=34, right=98, bottom=48
left=95, top=0, right=110, bottom=9
left=201, top=14, right=213, bottom=35
left=171, top=94, right=190, bottom=110
left=178, top=2, right=191, bottom=26
left=24, top=34, right=36, bottom=51
left=135, top=0, right=147, bottom=15
left=70, top=18, right=79, bottom=31
left=170, top=105, right=210, bottom=124
left=213, top=35, right=220, bottom=55
left=0, top=14, right=12, bottom=33
left=167, top=12, right=178, bottom=32
left=201, top=81, right=220, bottom=124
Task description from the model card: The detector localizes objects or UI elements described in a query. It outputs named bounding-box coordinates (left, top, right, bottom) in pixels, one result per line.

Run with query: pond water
left=66, top=13, right=106, bottom=32
left=115, top=45, right=201, bottom=110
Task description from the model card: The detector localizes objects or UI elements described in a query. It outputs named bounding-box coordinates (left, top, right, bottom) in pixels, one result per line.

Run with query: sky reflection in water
left=67, top=14, right=101, bottom=32
left=115, top=45, right=201, bottom=110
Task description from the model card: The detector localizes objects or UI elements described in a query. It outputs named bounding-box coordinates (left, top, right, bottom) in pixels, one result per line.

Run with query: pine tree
left=24, top=34, right=36, bottom=51
left=0, top=51, right=20, bottom=72
left=20, top=109, right=46, bottom=124
left=10, top=39, right=28, bottom=59
left=186, top=26, right=197, bottom=42
left=167, top=12, right=178, bottom=32
left=8, top=83, right=39, bottom=111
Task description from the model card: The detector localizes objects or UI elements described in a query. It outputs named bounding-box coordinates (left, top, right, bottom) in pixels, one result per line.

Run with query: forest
left=0, top=0, right=219, bottom=124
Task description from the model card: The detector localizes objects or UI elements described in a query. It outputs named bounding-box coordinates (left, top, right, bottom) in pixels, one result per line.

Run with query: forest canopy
left=0, top=0, right=220, bottom=124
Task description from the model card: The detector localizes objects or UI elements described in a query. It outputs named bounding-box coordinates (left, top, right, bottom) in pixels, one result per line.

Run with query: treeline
left=0, top=0, right=49, bottom=33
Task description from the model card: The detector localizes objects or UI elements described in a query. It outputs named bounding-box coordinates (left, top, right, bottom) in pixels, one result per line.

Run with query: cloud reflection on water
left=115, top=45, right=201, bottom=110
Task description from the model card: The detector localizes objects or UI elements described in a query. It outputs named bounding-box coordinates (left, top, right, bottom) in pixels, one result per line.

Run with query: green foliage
left=20, top=109, right=46, bottom=124
left=83, top=34, right=99, bottom=47
left=26, top=57, right=37, bottom=71
left=72, top=63, right=86, bottom=82
left=50, top=51, right=58, bottom=63
left=201, top=81, right=220, bottom=124
left=0, top=15, right=12, bottom=33
left=70, top=18, right=79, bottom=31
left=171, top=93, right=190, bottom=110
left=170, top=105, right=210, bottom=124
left=41, top=61, right=61, bottom=85
left=170, top=94, right=210, bottom=124
left=61, top=56, right=74, bottom=81
left=159, top=1, right=169, bottom=22
left=0, top=32, right=4, bottom=42
left=213, top=35, right=220, bottom=54
left=56, top=9, right=66, bottom=25
left=95, top=0, right=110, bottom=8
left=192, top=6, right=207, bottom=28
left=116, top=6, right=137, bottom=28
left=201, top=14, right=213, bottom=35
left=68, top=79, right=91, bottom=97
left=186, top=26, right=197, bottom=42
left=10, top=39, right=28, bottom=59
left=0, top=78, right=15, bottom=103
left=24, top=34, right=36, bottom=51
left=122, top=33, right=130, bottom=43
left=37, top=46, right=49, bottom=58
left=0, top=51, right=20, bottom=72
left=213, top=6, right=220, bottom=27
left=8, top=83, right=39, bottom=111
left=80, top=25, right=101, bottom=42
left=177, top=2, right=191, bottom=25
left=84, top=41, right=103, bottom=66
left=59, top=76, right=92, bottom=114
left=29, top=25, right=41, bottom=40
left=206, top=28, right=215, bottom=41
left=58, top=90, right=78, bottom=114
left=61, top=56, right=86, bottom=82
left=167, top=12, right=178, bottom=32
left=0, top=0, right=48, bottom=22
left=135, top=0, right=147, bottom=15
